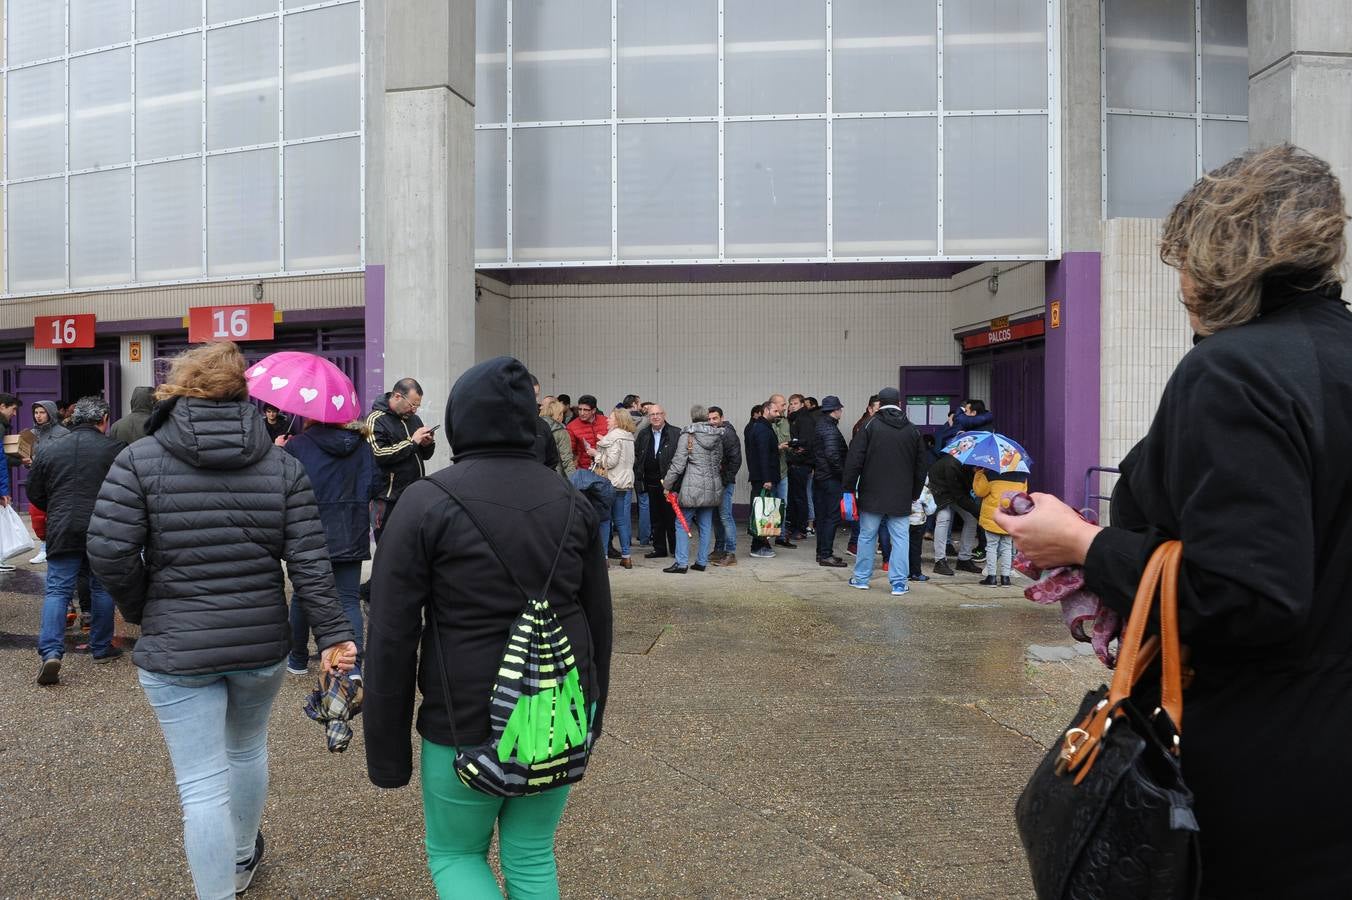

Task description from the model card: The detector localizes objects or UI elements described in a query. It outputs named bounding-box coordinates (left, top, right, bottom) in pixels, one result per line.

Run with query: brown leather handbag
left=1015, top=540, right=1201, bottom=899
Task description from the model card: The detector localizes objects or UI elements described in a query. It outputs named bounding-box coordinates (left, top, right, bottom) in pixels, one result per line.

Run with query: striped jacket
left=365, top=393, right=435, bottom=503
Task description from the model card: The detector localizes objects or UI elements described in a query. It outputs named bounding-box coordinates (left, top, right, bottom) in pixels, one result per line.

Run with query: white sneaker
left=0, top=563, right=15, bottom=573
left=29, top=550, right=46, bottom=564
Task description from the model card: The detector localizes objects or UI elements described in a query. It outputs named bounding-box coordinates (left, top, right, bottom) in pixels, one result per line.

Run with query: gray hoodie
left=663, top=422, right=725, bottom=508
left=29, top=400, right=69, bottom=461
left=108, top=386, right=155, bottom=445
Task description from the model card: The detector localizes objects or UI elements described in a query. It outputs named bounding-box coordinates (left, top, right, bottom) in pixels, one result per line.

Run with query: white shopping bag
left=0, top=505, right=35, bottom=560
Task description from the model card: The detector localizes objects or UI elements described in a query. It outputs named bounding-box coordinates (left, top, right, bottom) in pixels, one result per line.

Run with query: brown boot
left=620, top=558, right=633, bottom=569
left=714, top=553, right=737, bottom=567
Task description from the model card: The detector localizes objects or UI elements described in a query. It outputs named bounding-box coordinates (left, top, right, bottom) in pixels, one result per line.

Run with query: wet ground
left=0, top=533, right=1106, bottom=899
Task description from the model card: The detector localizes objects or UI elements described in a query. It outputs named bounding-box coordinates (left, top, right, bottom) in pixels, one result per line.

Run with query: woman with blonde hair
left=999, top=144, right=1352, bottom=896
left=87, top=341, right=356, bottom=898
left=541, top=398, right=575, bottom=478
left=590, top=408, right=637, bottom=568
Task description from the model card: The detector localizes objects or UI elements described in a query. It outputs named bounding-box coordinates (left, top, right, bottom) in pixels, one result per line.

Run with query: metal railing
left=1082, top=466, right=1120, bottom=523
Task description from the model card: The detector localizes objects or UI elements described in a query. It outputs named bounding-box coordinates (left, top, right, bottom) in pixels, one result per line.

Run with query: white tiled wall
left=1098, top=218, right=1193, bottom=503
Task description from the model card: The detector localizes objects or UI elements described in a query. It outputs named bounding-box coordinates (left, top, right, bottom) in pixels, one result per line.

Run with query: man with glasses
left=566, top=394, right=609, bottom=471
left=365, top=377, right=435, bottom=543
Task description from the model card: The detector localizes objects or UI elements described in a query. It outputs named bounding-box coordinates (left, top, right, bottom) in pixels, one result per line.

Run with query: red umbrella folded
left=665, top=491, right=691, bottom=535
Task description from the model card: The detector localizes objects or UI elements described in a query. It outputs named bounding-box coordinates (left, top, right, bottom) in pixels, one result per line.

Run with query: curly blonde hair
left=608, top=408, right=637, bottom=434
left=156, top=341, right=249, bottom=402
left=1160, top=143, right=1348, bottom=335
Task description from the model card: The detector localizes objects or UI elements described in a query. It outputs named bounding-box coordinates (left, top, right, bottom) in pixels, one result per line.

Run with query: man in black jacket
left=842, top=387, right=927, bottom=594
left=31, top=396, right=127, bottom=683
left=365, top=377, right=436, bottom=542
left=812, top=396, right=848, bottom=567
left=785, top=393, right=817, bottom=540
left=707, top=406, right=742, bottom=566
left=633, top=404, right=680, bottom=559
left=928, top=453, right=982, bottom=576
left=744, top=400, right=779, bottom=558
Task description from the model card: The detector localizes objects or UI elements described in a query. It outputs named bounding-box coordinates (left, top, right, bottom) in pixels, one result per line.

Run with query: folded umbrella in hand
left=304, top=669, right=364, bottom=752
left=666, top=491, right=691, bottom=535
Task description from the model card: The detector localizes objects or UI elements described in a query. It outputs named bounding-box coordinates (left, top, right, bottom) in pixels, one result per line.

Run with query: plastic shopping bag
left=840, top=493, right=859, bottom=523
left=0, top=505, right=35, bottom=560
left=750, top=491, right=783, bottom=537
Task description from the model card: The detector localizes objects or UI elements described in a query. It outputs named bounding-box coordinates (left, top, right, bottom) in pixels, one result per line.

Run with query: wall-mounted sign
left=990, top=315, right=1011, bottom=329
left=187, top=303, right=276, bottom=343
left=961, top=318, right=1046, bottom=351
left=128, top=339, right=143, bottom=362
left=1050, top=300, right=1062, bottom=329
left=34, top=314, right=96, bottom=349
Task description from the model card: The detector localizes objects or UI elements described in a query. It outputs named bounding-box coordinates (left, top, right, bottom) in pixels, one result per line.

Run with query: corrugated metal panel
left=0, top=273, right=365, bottom=331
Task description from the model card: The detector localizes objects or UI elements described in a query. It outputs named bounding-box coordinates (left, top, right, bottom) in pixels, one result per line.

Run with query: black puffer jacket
left=86, top=398, right=354, bottom=675
left=26, top=425, right=125, bottom=555
left=364, top=357, right=612, bottom=789
left=927, top=453, right=979, bottom=517
left=813, top=414, right=847, bottom=482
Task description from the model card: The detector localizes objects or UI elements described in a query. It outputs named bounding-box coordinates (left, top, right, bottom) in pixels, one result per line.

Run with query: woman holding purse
left=997, top=145, right=1352, bottom=897
left=590, top=409, right=637, bottom=569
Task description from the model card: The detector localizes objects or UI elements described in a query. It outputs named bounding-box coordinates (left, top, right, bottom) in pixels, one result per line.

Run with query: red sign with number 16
left=187, top=304, right=276, bottom=344
left=34, top=314, right=96, bottom=349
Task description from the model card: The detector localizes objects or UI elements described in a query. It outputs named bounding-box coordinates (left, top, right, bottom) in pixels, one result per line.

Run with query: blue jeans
left=776, top=476, right=789, bottom=509
left=38, top=552, right=114, bottom=659
left=138, top=661, right=286, bottom=900
left=675, top=506, right=715, bottom=567
left=710, top=483, right=737, bottom=553
left=289, top=560, right=364, bottom=670
left=600, top=488, right=633, bottom=558
left=637, top=490, right=651, bottom=544
left=851, top=512, right=910, bottom=590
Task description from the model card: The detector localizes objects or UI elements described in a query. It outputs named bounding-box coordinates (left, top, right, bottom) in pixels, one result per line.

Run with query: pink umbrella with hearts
left=245, top=351, right=361, bottom=425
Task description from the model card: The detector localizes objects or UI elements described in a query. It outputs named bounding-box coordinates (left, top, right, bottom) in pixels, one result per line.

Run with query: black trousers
left=787, top=465, right=811, bottom=535
left=813, top=476, right=842, bottom=559
left=645, top=482, right=676, bottom=554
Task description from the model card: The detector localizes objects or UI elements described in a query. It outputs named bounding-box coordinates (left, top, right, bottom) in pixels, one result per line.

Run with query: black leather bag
left=1015, top=541, right=1201, bottom=899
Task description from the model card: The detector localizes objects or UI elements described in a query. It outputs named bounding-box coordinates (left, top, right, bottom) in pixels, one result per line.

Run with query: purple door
left=13, top=364, right=61, bottom=509
left=102, top=358, right=123, bottom=426
left=988, top=342, right=1045, bottom=492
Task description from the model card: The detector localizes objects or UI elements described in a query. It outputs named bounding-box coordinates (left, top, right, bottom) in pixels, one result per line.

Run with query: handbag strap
left=1107, top=540, right=1184, bottom=732
left=420, top=478, right=578, bottom=749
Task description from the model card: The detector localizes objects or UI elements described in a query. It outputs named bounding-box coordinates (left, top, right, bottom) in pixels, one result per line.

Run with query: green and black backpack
left=426, top=484, right=593, bottom=797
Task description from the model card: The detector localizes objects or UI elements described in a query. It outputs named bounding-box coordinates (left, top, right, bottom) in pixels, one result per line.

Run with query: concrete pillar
left=1043, top=253, right=1101, bottom=510
left=118, top=334, right=155, bottom=419
left=1059, top=0, right=1103, bottom=254
left=381, top=0, right=476, bottom=463
left=1247, top=0, right=1352, bottom=211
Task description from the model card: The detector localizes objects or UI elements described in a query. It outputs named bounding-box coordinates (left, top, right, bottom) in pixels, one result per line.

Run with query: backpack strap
left=419, top=478, right=578, bottom=749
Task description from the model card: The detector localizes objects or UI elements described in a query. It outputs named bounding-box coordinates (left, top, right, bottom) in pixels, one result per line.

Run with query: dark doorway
left=63, top=364, right=105, bottom=406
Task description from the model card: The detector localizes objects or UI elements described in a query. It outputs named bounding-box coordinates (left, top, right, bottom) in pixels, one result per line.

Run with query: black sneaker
left=36, top=655, right=61, bottom=685
left=235, top=831, right=264, bottom=894
left=690, top=564, right=707, bottom=572
left=606, top=547, right=622, bottom=560
left=955, top=559, right=983, bottom=574
left=644, top=551, right=669, bottom=560
left=979, top=576, right=998, bottom=586
left=1000, top=576, right=1012, bottom=587
left=818, top=557, right=847, bottom=568
left=933, top=559, right=955, bottom=576
left=774, top=539, right=797, bottom=549
left=92, top=646, right=124, bottom=664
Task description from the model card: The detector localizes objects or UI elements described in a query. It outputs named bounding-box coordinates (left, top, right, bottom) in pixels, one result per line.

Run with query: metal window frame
left=1099, top=0, right=1250, bottom=219
left=1, top=0, right=367, bottom=298
left=476, top=0, right=1061, bottom=268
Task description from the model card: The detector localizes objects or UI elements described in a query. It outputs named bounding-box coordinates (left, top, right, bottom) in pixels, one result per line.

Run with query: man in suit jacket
left=633, top=404, right=681, bottom=559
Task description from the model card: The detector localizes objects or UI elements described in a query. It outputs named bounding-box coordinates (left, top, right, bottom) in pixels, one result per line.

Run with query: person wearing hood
left=841, top=387, right=927, bottom=595
left=23, top=400, right=71, bottom=565
left=364, top=377, right=436, bottom=543
left=591, top=408, right=637, bottom=569
left=363, top=356, right=612, bottom=899
left=284, top=418, right=378, bottom=676
left=661, top=405, right=725, bottom=574
left=109, top=386, right=155, bottom=445
left=86, top=341, right=356, bottom=899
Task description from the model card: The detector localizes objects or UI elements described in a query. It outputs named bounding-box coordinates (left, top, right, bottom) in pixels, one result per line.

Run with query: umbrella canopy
left=941, top=430, right=1032, bottom=473
left=246, top=352, right=360, bottom=425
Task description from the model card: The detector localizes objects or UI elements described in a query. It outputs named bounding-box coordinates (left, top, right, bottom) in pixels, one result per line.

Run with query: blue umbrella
left=941, top=431, right=1032, bottom=474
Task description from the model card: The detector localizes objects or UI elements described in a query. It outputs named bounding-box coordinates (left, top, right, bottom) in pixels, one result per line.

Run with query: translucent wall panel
left=724, top=0, right=825, bottom=115
left=70, top=169, right=133, bottom=287
left=476, top=0, right=507, bottom=124
left=833, top=118, right=937, bottom=255
left=207, top=19, right=279, bottom=150
left=513, top=126, right=610, bottom=260
left=513, top=0, right=610, bottom=122
left=71, top=0, right=133, bottom=53
left=618, top=123, right=717, bottom=259
left=617, top=0, right=718, bottom=118
left=207, top=149, right=280, bottom=274
left=1201, top=119, right=1248, bottom=173
left=136, top=34, right=204, bottom=160
left=944, top=116, right=1047, bottom=254
left=832, top=0, right=935, bottom=113
left=284, top=4, right=361, bottom=140
left=6, top=178, right=66, bottom=291
left=208, top=0, right=275, bottom=26
left=136, top=159, right=204, bottom=280
left=1105, top=0, right=1194, bottom=112
left=1106, top=114, right=1196, bottom=218
left=944, top=0, right=1048, bottom=111
left=1201, top=0, right=1248, bottom=115
left=475, top=130, right=507, bottom=261
left=138, top=0, right=201, bottom=39
left=7, top=0, right=66, bottom=65
left=284, top=138, right=361, bottom=269
left=70, top=49, right=133, bottom=170
left=7, top=63, right=66, bottom=180
left=725, top=120, right=826, bottom=257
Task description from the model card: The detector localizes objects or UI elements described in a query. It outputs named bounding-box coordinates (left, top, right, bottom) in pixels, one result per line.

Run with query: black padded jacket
left=86, top=397, right=354, bottom=675
left=26, top=425, right=125, bottom=555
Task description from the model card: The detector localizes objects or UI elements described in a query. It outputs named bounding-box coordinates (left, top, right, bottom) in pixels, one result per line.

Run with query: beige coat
left=594, top=429, right=636, bottom=491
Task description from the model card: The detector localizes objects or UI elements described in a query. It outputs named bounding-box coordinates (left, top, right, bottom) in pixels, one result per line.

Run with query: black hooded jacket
left=27, top=424, right=125, bottom=555
left=284, top=424, right=378, bottom=561
left=86, top=397, right=353, bottom=675
left=841, top=407, right=927, bottom=517
left=364, top=394, right=435, bottom=503
left=108, top=386, right=154, bottom=445
left=363, top=356, right=613, bottom=789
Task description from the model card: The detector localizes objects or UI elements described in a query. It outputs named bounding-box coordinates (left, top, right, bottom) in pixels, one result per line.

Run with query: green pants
left=421, top=739, right=572, bottom=900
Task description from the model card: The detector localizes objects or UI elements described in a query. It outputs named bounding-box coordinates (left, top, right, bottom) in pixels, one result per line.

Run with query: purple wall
left=1043, top=253, right=1101, bottom=508
left=364, top=265, right=386, bottom=409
